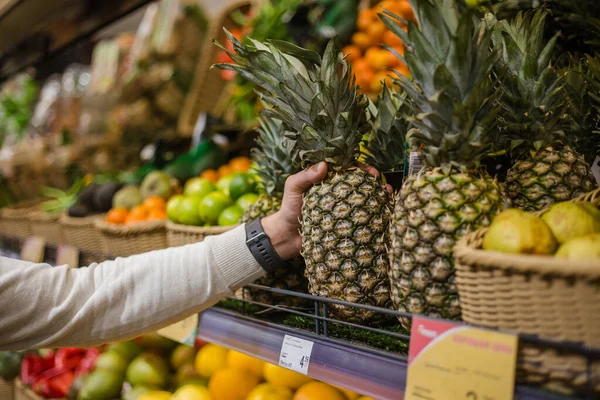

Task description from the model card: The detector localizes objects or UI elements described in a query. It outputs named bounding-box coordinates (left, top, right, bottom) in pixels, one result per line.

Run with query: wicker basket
left=0, top=378, right=14, bottom=400
left=60, top=214, right=106, bottom=254
left=166, top=221, right=236, bottom=247
left=454, top=187, right=600, bottom=394
left=28, top=210, right=63, bottom=245
left=0, top=200, right=41, bottom=238
left=95, top=219, right=168, bottom=257
left=178, top=0, right=254, bottom=136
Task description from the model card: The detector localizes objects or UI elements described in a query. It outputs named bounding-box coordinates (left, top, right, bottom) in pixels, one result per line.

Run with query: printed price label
left=406, top=317, right=518, bottom=400
left=21, top=237, right=46, bottom=263
left=592, top=156, right=600, bottom=185
left=157, top=314, right=198, bottom=346
left=56, top=245, right=79, bottom=269
left=279, top=335, right=314, bottom=375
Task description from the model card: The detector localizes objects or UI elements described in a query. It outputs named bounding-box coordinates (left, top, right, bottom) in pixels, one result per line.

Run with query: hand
left=261, top=162, right=393, bottom=260
left=261, top=162, right=328, bottom=260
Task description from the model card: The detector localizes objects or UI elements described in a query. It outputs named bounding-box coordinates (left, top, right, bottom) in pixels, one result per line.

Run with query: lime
left=199, top=192, right=233, bottom=225
left=95, top=351, right=129, bottom=375
left=216, top=176, right=234, bottom=197
left=107, top=341, right=142, bottom=363
left=123, top=386, right=153, bottom=400
left=184, top=178, right=215, bottom=199
left=79, top=368, right=124, bottom=400
left=126, top=353, right=169, bottom=388
left=170, top=345, right=196, bottom=370
left=229, top=173, right=257, bottom=200
left=218, top=205, right=244, bottom=226
left=236, top=193, right=259, bottom=210
left=166, top=195, right=184, bottom=224
left=176, top=196, right=203, bottom=226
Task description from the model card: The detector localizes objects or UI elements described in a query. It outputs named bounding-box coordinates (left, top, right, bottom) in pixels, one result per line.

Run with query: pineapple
left=240, top=116, right=309, bottom=306
left=381, top=0, right=503, bottom=325
left=363, top=82, right=408, bottom=174
left=490, top=10, right=597, bottom=211
left=214, top=35, right=392, bottom=324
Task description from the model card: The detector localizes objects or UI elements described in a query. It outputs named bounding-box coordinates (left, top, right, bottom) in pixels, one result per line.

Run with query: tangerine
left=370, top=71, right=393, bottom=93
left=208, top=368, right=260, bottom=400
left=398, top=1, right=415, bottom=21
left=200, top=169, right=219, bottom=183
left=365, top=47, right=390, bottom=70
left=293, top=382, right=346, bottom=400
left=357, top=9, right=375, bottom=31
left=143, top=196, right=166, bottom=210
left=126, top=205, right=149, bottom=225
left=106, top=207, right=128, bottom=225
left=342, top=45, right=362, bottom=63
left=383, top=30, right=404, bottom=47
left=229, top=156, right=252, bottom=172
left=147, top=209, right=167, bottom=221
left=366, top=21, right=386, bottom=42
left=352, top=32, right=373, bottom=50
left=217, top=164, right=233, bottom=178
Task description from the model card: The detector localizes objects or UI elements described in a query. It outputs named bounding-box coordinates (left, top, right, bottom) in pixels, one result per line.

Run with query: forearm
left=0, top=225, right=263, bottom=350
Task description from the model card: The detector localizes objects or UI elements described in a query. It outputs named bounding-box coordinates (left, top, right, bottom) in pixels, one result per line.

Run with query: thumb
left=284, top=162, right=328, bottom=194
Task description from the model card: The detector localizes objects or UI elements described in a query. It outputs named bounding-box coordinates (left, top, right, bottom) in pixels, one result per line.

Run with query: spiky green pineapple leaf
left=213, top=32, right=370, bottom=170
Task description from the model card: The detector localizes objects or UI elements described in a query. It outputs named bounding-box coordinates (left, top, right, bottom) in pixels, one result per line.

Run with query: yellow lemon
left=226, top=350, right=265, bottom=378
left=263, top=363, right=313, bottom=390
left=334, top=386, right=360, bottom=400
left=139, top=391, right=172, bottom=400
left=170, top=384, right=211, bottom=400
left=194, top=344, right=228, bottom=378
left=246, top=383, right=293, bottom=400
left=293, top=382, right=347, bottom=400
left=208, top=367, right=260, bottom=400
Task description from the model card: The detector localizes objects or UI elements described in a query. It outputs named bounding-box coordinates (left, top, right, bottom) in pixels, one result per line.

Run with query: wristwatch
left=245, top=218, right=286, bottom=274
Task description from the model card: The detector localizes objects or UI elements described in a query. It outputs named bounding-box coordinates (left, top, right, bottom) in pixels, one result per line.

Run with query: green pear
left=542, top=202, right=600, bottom=244
left=555, top=234, right=600, bottom=260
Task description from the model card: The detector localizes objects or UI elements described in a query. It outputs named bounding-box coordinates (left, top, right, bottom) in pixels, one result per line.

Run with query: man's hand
left=261, top=162, right=392, bottom=261
left=261, top=162, right=328, bottom=260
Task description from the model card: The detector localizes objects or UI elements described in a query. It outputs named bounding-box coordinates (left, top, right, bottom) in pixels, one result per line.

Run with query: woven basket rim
left=28, top=209, right=62, bottom=221
left=2, top=199, right=43, bottom=218
left=95, top=219, right=166, bottom=235
left=60, top=213, right=104, bottom=226
left=455, top=187, right=600, bottom=277
left=166, top=220, right=238, bottom=234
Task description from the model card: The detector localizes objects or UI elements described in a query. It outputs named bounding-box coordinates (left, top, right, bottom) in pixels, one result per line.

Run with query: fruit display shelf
left=200, top=284, right=600, bottom=400
left=0, top=235, right=597, bottom=399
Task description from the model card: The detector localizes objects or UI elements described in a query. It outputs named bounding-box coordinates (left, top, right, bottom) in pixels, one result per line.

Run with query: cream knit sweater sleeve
left=0, top=225, right=264, bottom=350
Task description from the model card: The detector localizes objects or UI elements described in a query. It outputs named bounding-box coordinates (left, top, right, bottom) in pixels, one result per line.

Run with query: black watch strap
left=245, top=218, right=286, bottom=275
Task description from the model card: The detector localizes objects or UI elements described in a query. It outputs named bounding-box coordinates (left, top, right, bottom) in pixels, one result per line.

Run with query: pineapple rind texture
left=302, top=170, right=392, bottom=323
left=241, top=194, right=282, bottom=223
left=505, top=144, right=597, bottom=212
left=389, top=168, right=502, bottom=326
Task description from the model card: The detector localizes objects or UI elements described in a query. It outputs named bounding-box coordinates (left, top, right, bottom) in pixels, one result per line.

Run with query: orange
left=200, top=169, right=219, bottom=183
left=356, top=70, right=376, bottom=94
left=365, top=48, right=390, bottom=71
left=217, top=164, right=233, bottom=178
left=208, top=368, right=260, bottom=400
left=226, top=350, right=265, bottom=378
left=147, top=208, right=167, bottom=221
left=125, top=205, right=148, bottom=225
left=398, top=1, right=415, bottom=21
left=143, top=196, right=166, bottom=210
left=106, top=207, right=128, bottom=225
left=395, top=62, right=410, bottom=78
left=334, top=386, right=360, bottom=400
left=263, top=363, right=312, bottom=390
left=293, top=382, right=346, bottom=400
left=383, top=29, right=404, bottom=47
left=229, top=156, right=252, bottom=173
left=371, top=71, right=393, bottom=93
left=357, top=9, right=375, bottom=31
left=366, top=21, right=386, bottom=42
left=342, top=45, right=362, bottom=63
left=352, top=32, right=372, bottom=50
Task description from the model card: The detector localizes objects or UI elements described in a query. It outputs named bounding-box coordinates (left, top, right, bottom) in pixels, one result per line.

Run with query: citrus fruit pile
left=343, top=0, right=415, bottom=96
left=167, top=157, right=260, bottom=227
left=106, top=196, right=167, bottom=225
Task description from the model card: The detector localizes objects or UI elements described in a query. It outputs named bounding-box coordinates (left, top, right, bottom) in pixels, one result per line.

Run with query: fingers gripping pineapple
left=214, top=35, right=392, bottom=323
left=381, top=0, right=503, bottom=325
left=241, top=117, right=309, bottom=306
left=490, top=10, right=597, bottom=211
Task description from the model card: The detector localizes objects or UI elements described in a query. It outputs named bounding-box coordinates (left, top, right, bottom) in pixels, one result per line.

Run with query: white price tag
left=279, top=335, right=314, bottom=375
left=592, top=156, right=600, bottom=185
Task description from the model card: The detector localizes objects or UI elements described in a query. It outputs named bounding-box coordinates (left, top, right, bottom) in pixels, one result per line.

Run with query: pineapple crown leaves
left=212, top=30, right=370, bottom=170
left=490, top=10, right=571, bottom=150
left=251, top=117, right=298, bottom=197
left=363, top=82, right=408, bottom=172
left=379, top=0, right=500, bottom=171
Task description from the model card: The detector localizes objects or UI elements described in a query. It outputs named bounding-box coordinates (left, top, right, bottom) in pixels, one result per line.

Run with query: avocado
left=93, top=183, right=123, bottom=212
left=68, top=203, right=90, bottom=218
left=77, top=184, right=98, bottom=209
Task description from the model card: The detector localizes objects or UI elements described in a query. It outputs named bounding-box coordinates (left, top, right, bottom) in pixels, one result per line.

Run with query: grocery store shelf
left=0, top=0, right=153, bottom=80
left=197, top=307, right=571, bottom=400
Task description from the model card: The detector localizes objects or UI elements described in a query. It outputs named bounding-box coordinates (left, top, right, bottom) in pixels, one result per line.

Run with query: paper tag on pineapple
left=406, top=317, right=517, bottom=400
left=408, top=151, right=425, bottom=176
left=21, top=237, right=46, bottom=263
left=157, top=314, right=198, bottom=346
left=279, top=335, right=314, bottom=375
left=592, top=156, right=600, bottom=185
left=56, top=245, right=79, bottom=269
